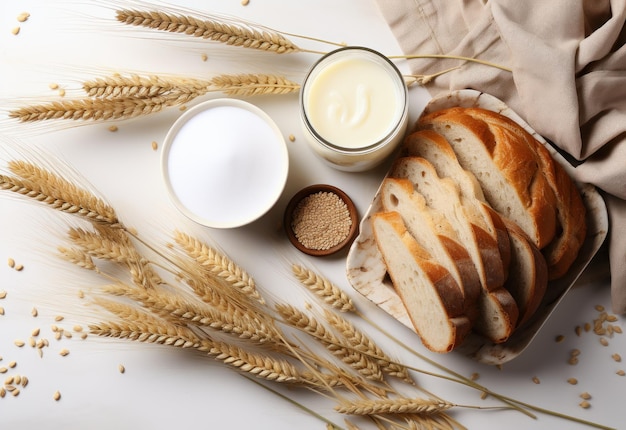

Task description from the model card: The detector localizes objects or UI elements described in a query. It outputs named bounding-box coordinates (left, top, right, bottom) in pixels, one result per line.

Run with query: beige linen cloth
left=375, top=0, right=626, bottom=313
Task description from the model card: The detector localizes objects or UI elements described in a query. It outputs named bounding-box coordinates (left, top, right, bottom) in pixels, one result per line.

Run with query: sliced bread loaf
left=371, top=211, right=472, bottom=352
left=379, top=177, right=481, bottom=322
left=418, top=108, right=558, bottom=249
left=461, top=107, right=586, bottom=279
left=403, top=129, right=511, bottom=274
left=389, top=156, right=519, bottom=343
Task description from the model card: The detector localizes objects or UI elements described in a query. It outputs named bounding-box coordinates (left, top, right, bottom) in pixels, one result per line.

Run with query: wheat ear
left=174, top=231, right=262, bottom=304
left=8, top=95, right=191, bottom=123
left=324, top=309, right=412, bottom=384
left=276, top=303, right=383, bottom=382
left=0, top=162, right=119, bottom=226
left=335, top=397, right=453, bottom=416
left=291, top=264, right=355, bottom=312
left=116, top=9, right=301, bottom=54
left=83, top=74, right=212, bottom=99
left=210, top=74, right=300, bottom=96
left=103, top=283, right=277, bottom=344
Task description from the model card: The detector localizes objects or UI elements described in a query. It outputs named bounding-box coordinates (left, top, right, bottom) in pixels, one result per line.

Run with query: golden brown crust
left=461, top=107, right=587, bottom=279
left=418, top=109, right=558, bottom=249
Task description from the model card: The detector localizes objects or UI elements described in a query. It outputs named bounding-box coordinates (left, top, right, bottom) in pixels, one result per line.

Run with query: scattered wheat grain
left=0, top=368, right=6, bottom=374
left=567, top=378, right=578, bottom=385
left=17, top=12, right=30, bottom=22
left=11, top=27, right=20, bottom=35
left=241, top=0, right=250, bottom=5
left=59, top=348, right=70, bottom=356
left=579, top=400, right=591, bottom=409
left=599, top=337, right=609, bottom=346
left=15, top=263, right=23, bottom=271
left=201, top=53, right=208, bottom=61
left=555, top=334, right=565, bottom=343
left=7, top=258, right=15, bottom=268
left=31, top=307, right=38, bottom=317
left=14, top=375, right=21, bottom=385
left=28, top=337, right=36, bottom=347
left=54, top=332, right=62, bottom=340
left=53, top=390, right=61, bottom=401
left=0, top=291, right=5, bottom=299
left=31, top=328, right=40, bottom=337
left=584, top=322, right=591, bottom=332
left=0, top=387, right=4, bottom=398
left=11, top=388, right=19, bottom=397
left=21, top=376, right=28, bottom=387
left=151, top=141, right=158, bottom=150
left=80, top=333, right=88, bottom=340
left=55, top=315, right=64, bottom=322
left=532, top=376, right=540, bottom=384
left=73, top=325, right=83, bottom=332
left=595, top=305, right=605, bottom=312
left=470, top=372, right=479, bottom=381
left=49, top=83, right=59, bottom=90
left=14, top=340, right=25, bottom=347
left=8, top=361, right=16, bottom=369
left=614, top=325, right=622, bottom=334
left=288, top=134, right=295, bottom=142
left=580, top=392, right=591, bottom=400
left=575, top=325, right=582, bottom=336
left=118, top=364, right=125, bottom=374
left=568, top=357, right=579, bottom=365
left=617, top=370, right=625, bottom=376
left=0, top=307, right=4, bottom=316
left=108, top=125, right=118, bottom=132
left=4, top=376, right=14, bottom=385
left=64, top=331, right=72, bottom=339
left=612, top=353, right=622, bottom=362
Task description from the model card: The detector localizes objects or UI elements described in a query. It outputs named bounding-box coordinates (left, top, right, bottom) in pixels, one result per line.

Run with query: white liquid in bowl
left=162, top=100, right=288, bottom=228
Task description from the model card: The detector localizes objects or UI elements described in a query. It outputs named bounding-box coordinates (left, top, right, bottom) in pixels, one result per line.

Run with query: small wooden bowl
left=284, top=184, right=359, bottom=257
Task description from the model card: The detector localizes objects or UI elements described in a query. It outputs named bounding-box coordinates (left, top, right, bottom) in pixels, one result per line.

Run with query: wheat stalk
left=211, top=74, right=300, bottom=96
left=276, top=303, right=383, bottom=382
left=324, top=309, right=412, bottom=384
left=83, top=74, right=213, bottom=99
left=103, top=282, right=277, bottom=344
left=174, top=231, right=262, bottom=304
left=0, top=171, right=119, bottom=226
left=116, top=9, right=302, bottom=54
left=58, top=246, right=97, bottom=271
left=335, top=397, right=453, bottom=416
left=291, top=264, right=355, bottom=312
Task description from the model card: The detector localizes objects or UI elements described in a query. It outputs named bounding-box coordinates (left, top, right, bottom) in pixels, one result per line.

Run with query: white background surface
left=0, top=1, right=623, bottom=429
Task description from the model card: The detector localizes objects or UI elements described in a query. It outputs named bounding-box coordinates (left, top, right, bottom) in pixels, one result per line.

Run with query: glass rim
left=299, top=46, right=409, bottom=155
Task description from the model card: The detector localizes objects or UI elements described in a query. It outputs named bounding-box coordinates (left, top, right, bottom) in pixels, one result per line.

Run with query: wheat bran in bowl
left=284, top=184, right=358, bottom=256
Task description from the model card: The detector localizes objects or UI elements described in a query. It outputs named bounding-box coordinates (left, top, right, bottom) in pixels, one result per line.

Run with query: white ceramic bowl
left=161, top=99, right=289, bottom=228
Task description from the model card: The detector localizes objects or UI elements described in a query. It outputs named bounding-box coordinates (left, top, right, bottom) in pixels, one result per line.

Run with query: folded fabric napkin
left=375, top=0, right=626, bottom=313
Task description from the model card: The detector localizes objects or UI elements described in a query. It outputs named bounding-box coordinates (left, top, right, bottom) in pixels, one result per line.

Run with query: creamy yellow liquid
left=305, top=56, right=402, bottom=149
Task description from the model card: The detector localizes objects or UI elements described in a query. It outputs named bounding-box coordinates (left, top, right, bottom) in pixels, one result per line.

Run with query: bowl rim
left=161, top=98, right=289, bottom=229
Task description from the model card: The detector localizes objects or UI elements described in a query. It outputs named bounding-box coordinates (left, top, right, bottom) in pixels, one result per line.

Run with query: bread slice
left=371, top=211, right=472, bottom=352
left=379, top=177, right=481, bottom=321
left=460, top=108, right=586, bottom=279
left=390, top=156, right=506, bottom=292
left=390, top=156, right=519, bottom=343
left=418, top=108, right=558, bottom=249
left=502, top=219, right=549, bottom=327
left=403, top=129, right=511, bottom=274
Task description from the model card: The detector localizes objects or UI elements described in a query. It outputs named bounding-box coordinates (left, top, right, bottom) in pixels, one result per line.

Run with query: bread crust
left=418, top=109, right=558, bottom=249
left=457, top=107, right=587, bottom=279
left=371, top=211, right=472, bottom=352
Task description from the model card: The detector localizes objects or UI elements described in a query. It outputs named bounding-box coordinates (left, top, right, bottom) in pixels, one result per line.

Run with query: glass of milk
left=300, top=46, right=409, bottom=172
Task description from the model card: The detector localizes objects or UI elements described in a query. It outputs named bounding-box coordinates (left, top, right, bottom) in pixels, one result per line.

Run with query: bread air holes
left=389, top=193, right=400, bottom=208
